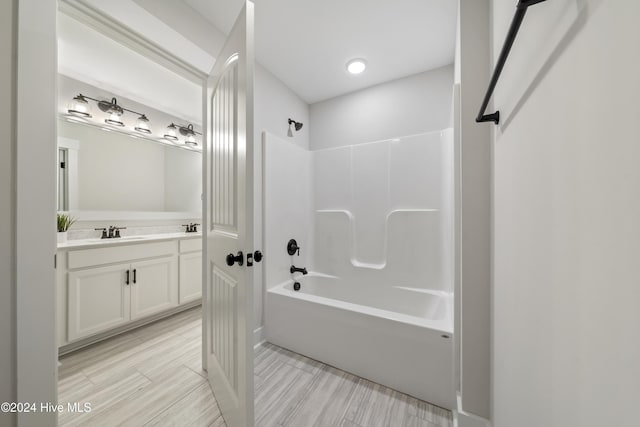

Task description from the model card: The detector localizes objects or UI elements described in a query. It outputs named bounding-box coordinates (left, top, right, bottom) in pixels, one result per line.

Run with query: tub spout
left=290, top=265, right=308, bottom=275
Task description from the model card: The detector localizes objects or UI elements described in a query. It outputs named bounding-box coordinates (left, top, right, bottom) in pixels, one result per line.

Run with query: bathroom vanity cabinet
left=57, top=234, right=202, bottom=352
left=178, top=238, right=203, bottom=304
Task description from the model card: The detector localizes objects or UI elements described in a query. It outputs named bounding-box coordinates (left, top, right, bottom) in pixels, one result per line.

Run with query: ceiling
left=186, top=0, right=457, bottom=103
left=59, top=0, right=456, bottom=111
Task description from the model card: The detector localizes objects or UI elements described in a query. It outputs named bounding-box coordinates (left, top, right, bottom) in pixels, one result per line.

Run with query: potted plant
left=57, top=213, right=76, bottom=243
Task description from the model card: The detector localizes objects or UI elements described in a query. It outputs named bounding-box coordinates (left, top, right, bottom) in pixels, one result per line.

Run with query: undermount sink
left=79, top=236, right=148, bottom=243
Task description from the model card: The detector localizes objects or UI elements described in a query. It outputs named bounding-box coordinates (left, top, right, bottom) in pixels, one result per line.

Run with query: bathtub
left=265, top=273, right=454, bottom=409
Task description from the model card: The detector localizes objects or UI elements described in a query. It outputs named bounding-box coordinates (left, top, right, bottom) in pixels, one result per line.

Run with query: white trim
left=453, top=82, right=462, bottom=394
left=57, top=136, right=80, bottom=151
left=454, top=412, right=492, bottom=427
left=454, top=393, right=492, bottom=427
left=57, top=137, right=79, bottom=211
left=253, top=326, right=265, bottom=349
left=16, top=0, right=58, bottom=425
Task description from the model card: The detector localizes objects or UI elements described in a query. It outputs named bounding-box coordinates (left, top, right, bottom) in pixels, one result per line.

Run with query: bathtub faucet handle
left=287, top=239, right=300, bottom=256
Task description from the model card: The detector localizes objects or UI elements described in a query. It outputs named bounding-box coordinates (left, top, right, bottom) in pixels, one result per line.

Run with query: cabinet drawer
left=68, top=241, right=178, bottom=269
left=179, top=238, right=201, bottom=253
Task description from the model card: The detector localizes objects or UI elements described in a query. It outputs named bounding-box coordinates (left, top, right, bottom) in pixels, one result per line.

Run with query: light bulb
left=105, top=112, right=124, bottom=127
left=134, top=115, right=151, bottom=134
left=67, top=94, right=92, bottom=118
left=164, top=124, right=178, bottom=141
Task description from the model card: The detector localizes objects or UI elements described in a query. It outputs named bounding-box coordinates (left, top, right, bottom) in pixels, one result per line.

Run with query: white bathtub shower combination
left=263, top=130, right=455, bottom=409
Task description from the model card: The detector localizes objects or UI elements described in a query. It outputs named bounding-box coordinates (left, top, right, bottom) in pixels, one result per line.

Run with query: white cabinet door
left=179, top=252, right=202, bottom=304
left=130, top=256, right=179, bottom=320
left=68, top=263, right=131, bottom=341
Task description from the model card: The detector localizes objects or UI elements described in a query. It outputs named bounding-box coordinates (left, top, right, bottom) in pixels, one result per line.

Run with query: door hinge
left=60, top=161, right=66, bottom=169
left=54, top=253, right=57, bottom=269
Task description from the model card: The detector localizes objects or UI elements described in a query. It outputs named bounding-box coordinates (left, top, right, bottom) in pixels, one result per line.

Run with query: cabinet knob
left=225, top=251, right=244, bottom=267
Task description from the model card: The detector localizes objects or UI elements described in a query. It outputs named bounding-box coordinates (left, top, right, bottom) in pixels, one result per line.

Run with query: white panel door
left=203, top=2, right=255, bottom=426
left=179, top=252, right=202, bottom=303
left=130, top=256, right=179, bottom=320
left=67, top=263, right=131, bottom=341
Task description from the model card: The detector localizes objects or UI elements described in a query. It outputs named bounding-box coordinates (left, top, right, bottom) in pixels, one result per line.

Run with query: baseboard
left=454, top=393, right=492, bottom=427
left=254, top=326, right=265, bottom=349
left=59, top=302, right=201, bottom=355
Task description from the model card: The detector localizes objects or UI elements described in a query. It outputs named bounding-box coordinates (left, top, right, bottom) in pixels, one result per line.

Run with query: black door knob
left=254, top=250, right=263, bottom=262
left=226, top=251, right=244, bottom=266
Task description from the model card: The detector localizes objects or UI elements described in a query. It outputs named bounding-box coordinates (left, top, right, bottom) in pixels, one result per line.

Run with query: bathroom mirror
left=57, top=119, right=202, bottom=218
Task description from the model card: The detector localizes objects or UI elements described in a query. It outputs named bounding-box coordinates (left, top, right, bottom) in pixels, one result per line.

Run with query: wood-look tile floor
left=59, top=307, right=453, bottom=427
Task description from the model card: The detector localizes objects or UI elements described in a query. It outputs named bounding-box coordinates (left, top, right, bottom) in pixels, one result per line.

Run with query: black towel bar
left=476, top=0, right=548, bottom=125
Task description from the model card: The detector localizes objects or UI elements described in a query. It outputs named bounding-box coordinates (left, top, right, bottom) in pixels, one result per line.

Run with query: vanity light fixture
left=66, top=93, right=152, bottom=132
left=346, top=58, right=367, bottom=75
left=67, top=94, right=92, bottom=118
left=64, top=93, right=199, bottom=150
left=165, top=122, right=201, bottom=146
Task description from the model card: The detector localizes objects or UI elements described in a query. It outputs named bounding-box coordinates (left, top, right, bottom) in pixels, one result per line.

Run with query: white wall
left=491, top=1, right=640, bottom=427
left=253, top=64, right=310, bottom=331
left=309, top=66, right=453, bottom=150
left=0, top=1, right=16, bottom=425
left=255, top=64, right=309, bottom=149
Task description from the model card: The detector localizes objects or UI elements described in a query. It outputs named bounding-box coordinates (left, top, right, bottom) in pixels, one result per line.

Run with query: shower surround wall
left=313, top=131, right=453, bottom=290
left=263, top=130, right=453, bottom=294
left=262, top=133, right=313, bottom=291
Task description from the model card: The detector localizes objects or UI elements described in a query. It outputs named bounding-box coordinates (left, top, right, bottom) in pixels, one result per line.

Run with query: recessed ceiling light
left=346, top=59, right=366, bottom=75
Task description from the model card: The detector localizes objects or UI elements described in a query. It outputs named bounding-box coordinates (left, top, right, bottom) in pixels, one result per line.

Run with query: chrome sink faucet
left=94, top=226, right=126, bottom=239
left=183, top=223, right=200, bottom=233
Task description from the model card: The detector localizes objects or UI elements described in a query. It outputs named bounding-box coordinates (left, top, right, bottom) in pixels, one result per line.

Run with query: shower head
left=287, top=118, right=303, bottom=137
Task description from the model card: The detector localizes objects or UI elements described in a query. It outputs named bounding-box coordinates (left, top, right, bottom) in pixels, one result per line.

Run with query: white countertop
left=57, top=232, right=202, bottom=250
